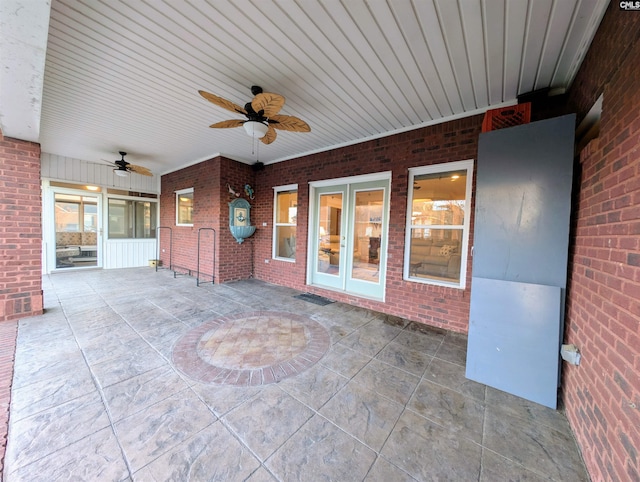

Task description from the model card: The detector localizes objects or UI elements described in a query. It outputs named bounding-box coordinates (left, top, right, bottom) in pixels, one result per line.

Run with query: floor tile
left=102, top=365, right=191, bottom=422
left=9, top=369, right=96, bottom=422
left=320, top=382, right=404, bottom=451
left=365, top=457, right=418, bottom=481
left=245, top=467, right=278, bottom=481
left=11, top=350, right=88, bottom=390
left=73, top=320, right=139, bottom=347
left=485, top=386, right=573, bottom=435
left=278, top=364, right=348, bottom=410
left=190, top=383, right=264, bottom=417
left=338, top=320, right=403, bottom=356
left=408, top=379, right=486, bottom=443
left=223, top=385, right=314, bottom=461
left=381, top=410, right=482, bottom=481
left=266, top=415, right=377, bottom=481
left=392, top=326, right=444, bottom=354
left=111, top=300, right=177, bottom=332
left=423, top=357, right=486, bottom=401
left=5, top=392, right=110, bottom=470
left=83, top=335, right=157, bottom=366
left=138, top=319, right=190, bottom=360
left=65, top=307, right=124, bottom=334
left=5, top=427, right=129, bottom=482
left=114, top=389, right=216, bottom=472
left=90, top=346, right=168, bottom=389
left=483, top=407, right=589, bottom=481
left=352, top=358, right=420, bottom=405
left=434, top=337, right=467, bottom=366
left=480, top=449, right=550, bottom=481
left=319, top=343, right=371, bottom=379
left=375, top=341, right=433, bottom=376
left=143, top=422, right=260, bottom=481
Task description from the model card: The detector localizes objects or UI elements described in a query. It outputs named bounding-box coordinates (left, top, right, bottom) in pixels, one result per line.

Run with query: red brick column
left=0, top=131, right=43, bottom=321
left=0, top=320, right=18, bottom=476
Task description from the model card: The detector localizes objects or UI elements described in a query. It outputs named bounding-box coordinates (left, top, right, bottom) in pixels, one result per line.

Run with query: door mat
left=293, top=293, right=335, bottom=306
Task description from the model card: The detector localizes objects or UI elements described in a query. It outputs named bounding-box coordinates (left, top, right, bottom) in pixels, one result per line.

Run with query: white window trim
left=404, top=160, right=474, bottom=289
left=175, top=187, right=194, bottom=226
left=273, top=184, right=298, bottom=262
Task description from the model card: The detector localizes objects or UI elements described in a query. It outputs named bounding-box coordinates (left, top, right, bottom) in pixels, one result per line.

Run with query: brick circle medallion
left=172, top=311, right=330, bottom=386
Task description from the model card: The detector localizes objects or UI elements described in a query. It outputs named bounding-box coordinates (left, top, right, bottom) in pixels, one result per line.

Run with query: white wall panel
left=41, top=152, right=160, bottom=193
left=103, top=240, right=156, bottom=269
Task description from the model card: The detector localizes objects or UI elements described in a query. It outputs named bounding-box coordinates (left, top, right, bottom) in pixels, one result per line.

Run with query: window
left=404, top=160, right=473, bottom=288
left=273, top=185, right=297, bottom=261
left=176, top=188, right=194, bottom=226
left=54, top=194, right=97, bottom=232
left=108, top=198, right=157, bottom=239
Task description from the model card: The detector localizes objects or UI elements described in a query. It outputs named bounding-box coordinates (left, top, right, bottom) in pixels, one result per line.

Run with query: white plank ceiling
left=32, top=0, right=609, bottom=175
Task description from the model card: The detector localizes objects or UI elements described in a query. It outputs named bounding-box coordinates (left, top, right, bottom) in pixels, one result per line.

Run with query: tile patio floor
left=3, top=268, right=588, bottom=481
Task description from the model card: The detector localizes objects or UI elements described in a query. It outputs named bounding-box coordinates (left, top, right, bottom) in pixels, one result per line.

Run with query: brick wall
left=252, top=116, right=482, bottom=334
left=159, top=117, right=482, bottom=332
left=563, top=6, right=640, bottom=482
left=160, top=156, right=255, bottom=283
left=0, top=131, right=43, bottom=321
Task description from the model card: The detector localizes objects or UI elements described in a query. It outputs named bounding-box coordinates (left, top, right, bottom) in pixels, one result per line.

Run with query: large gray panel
left=473, top=114, right=575, bottom=287
left=466, top=278, right=562, bottom=408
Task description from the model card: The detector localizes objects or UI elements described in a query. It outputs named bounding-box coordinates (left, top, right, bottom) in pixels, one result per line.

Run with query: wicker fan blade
left=252, top=92, right=285, bottom=117
left=128, top=164, right=153, bottom=176
left=199, top=90, right=247, bottom=114
left=269, top=114, right=311, bottom=132
left=260, top=125, right=277, bottom=145
left=209, top=119, right=245, bottom=129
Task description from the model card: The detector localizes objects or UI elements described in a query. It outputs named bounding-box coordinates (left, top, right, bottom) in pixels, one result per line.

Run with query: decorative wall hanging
left=229, top=198, right=256, bottom=244
left=227, top=183, right=240, bottom=198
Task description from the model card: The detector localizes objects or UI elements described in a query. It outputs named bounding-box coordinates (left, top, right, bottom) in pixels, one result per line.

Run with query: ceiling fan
left=198, top=85, right=310, bottom=145
left=107, top=152, right=152, bottom=177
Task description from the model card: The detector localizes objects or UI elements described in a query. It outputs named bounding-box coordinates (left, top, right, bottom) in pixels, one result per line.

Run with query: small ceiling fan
left=107, top=152, right=152, bottom=177
left=198, top=85, right=310, bottom=145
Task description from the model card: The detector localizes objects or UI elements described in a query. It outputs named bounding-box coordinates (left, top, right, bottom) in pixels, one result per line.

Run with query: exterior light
left=243, top=121, right=269, bottom=139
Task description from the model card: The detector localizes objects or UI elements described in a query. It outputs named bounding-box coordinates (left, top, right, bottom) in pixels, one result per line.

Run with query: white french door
left=309, top=174, right=390, bottom=300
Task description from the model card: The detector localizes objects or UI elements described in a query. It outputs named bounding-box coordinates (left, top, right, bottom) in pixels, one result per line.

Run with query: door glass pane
left=317, top=193, right=342, bottom=274
left=352, top=189, right=383, bottom=282
left=54, top=193, right=98, bottom=269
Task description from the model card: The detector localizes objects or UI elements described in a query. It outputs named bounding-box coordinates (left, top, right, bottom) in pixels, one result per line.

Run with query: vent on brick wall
left=482, top=103, right=531, bottom=132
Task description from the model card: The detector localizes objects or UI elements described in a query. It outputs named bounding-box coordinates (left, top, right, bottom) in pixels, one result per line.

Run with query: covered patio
left=3, top=268, right=587, bottom=481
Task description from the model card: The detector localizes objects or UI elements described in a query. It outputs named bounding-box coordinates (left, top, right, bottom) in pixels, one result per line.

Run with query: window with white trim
left=273, top=185, right=297, bottom=261
left=404, top=160, right=473, bottom=288
left=176, top=188, right=194, bottom=226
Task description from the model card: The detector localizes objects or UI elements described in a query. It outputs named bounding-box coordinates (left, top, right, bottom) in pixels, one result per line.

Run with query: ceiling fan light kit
left=105, top=151, right=153, bottom=177
left=199, top=85, right=310, bottom=146
left=243, top=121, right=269, bottom=139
